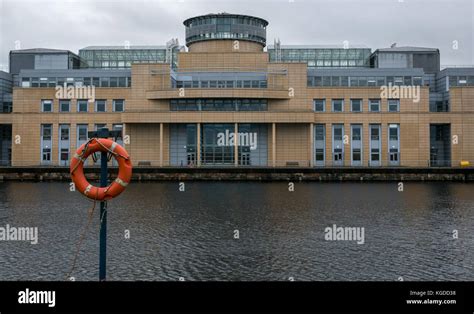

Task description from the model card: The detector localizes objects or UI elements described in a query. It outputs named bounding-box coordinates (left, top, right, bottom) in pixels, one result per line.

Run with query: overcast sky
left=0, top=0, right=473, bottom=72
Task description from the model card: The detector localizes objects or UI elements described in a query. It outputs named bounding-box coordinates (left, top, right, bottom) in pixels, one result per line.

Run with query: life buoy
left=70, top=138, right=132, bottom=201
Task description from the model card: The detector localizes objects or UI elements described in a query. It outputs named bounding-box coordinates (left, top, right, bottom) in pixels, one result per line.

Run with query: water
left=0, top=181, right=473, bottom=281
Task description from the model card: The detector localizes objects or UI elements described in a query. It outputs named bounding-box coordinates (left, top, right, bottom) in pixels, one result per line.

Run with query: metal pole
left=99, top=149, right=108, bottom=281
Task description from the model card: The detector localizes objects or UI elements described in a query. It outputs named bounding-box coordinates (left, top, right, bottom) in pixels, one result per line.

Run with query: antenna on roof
left=390, top=43, right=397, bottom=48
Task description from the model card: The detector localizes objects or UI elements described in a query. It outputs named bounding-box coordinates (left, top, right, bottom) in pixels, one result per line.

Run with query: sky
left=0, top=0, right=473, bottom=72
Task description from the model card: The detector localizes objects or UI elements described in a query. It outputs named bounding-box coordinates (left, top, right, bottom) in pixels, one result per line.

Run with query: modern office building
left=0, top=71, right=12, bottom=165
left=78, top=40, right=183, bottom=69
left=2, top=13, right=474, bottom=168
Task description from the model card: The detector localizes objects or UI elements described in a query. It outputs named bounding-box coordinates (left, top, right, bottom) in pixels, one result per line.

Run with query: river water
left=0, top=181, right=473, bottom=281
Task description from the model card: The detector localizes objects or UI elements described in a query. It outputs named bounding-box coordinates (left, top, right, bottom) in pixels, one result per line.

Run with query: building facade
left=2, top=13, right=474, bottom=168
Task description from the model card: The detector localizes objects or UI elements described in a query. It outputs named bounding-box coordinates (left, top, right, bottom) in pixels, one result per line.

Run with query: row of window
left=307, top=76, right=423, bottom=87
left=448, top=75, right=474, bottom=87
left=170, top=99, right=267, bottom=111
left=314, top=99, right=400, bottom=112
left=41, top=124, right=123, bottom=164
left=186, top=33, right=266, bottom=44
left=41, top=99, right=124, bottom=113
left=186, top=17, right=266, bottom=28
left=21, top=77, right=131, bottom=88
left=314, top=124, right=400, bottom=166
left=319, top=124, right=399, bottom=141
left=172, top=79, right=268, bottom=89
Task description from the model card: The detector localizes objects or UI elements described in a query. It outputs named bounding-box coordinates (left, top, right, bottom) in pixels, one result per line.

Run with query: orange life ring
left=70, top=138, right=132, bottom=201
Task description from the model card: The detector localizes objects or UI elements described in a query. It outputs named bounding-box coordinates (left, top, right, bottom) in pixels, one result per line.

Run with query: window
left=332, top=99, right=344, bottom=112
left=60, top=126, right=69, bottom=140
left=389, top=125, right=399, bottom=141
left=369, top=99, right=380, bottom=112
left=389, top=148, right=399, bottom=161
left=371, top=126, right=380, bottom=140
left=118, top=77, right=126, bottom=87
left=333, top=126, right=343, bottom=141
left=352, top=149, right=361, bottom=161
left=42, top=100, right=53, bottom=112
left=315, top=149, right=324, bottom=161
left=42, top=148, right=51, bottom=162
left=41, top=124, right=52, bottom=163
left=59, top=100, right=70, bottom=112
left=315, top=125, right=325, bottom=141
left=314, top=99, right=325, bottom=112
left=371, top=149, right=380, bottom=161
left=113, top=99, right=124, bottom=112
left=77, top=125, right=88, bottom=142
left=95, top=100, right=106, bottom=112
left=413, top=76, right=423, bottom=86
left=351, top=99, right=362, bottom=112
left=388, top=99, right=400, bottom=112
left=41, top=124, right=52, bottom=141
left=77, top=100, right=88, bottom=112
left=95, top=124, right=106, bottom=131
left=352, top=127, right=361, bottom=141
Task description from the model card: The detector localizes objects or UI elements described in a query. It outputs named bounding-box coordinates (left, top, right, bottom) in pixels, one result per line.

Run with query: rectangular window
left=95, top=100, right=106, bottom=112
left=333, top=126, right=343, bottom=141
left=314, top=99, right=325, bottom=112
left=352, top=149, right=361, bottom=161
left=388, top=99, right=400, bottom=112
left=118, top=77, right=126, bottom=87
left=351, top=99, right=362, bottom=112
left=389, top=125, right=399, bottom=141
left=371, top=126, right=380, bottom=140
left=77, top=100, right=88, bottom=112
left=100, top=77, right=110, bottom=87
left=369, top=99, right=380, bottom=112
left=412, top=77, right=422, bottom=86
left=95, top=124, right=106, bottom=131
left=352, top=127, right=361, bottom=141
left=113, top=99, right=124, bottom=112
left=60, top=126, right=69, bottom=140
left=315, top=124, right=325, bottom=141
left=42, top=100, right=53, bottom=112
left=41, top=124, right=52, bottom=141
left=371, top=149, right=380, bottom=161
left=315, top=149, right=324, bottom=161
left=332, top=99, right=344, bottom=112
left=77, top=125, right=88, bottom=142
left=41, top=124, right=52, bottom=163
left=59, top=100, right=70, bottom=112
left=323, top=77, right=331, bottom=86
left=109, top=77, right=118, bottom=87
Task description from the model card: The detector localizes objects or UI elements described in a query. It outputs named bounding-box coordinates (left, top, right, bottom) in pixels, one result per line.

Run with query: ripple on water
left=0, top=181, right=473, bottom=281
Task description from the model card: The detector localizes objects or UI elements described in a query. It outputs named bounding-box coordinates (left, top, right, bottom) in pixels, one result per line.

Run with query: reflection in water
left=0, top=182, right=473, bottom=281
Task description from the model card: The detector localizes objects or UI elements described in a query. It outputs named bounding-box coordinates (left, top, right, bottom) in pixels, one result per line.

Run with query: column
left=234, top=123, right=238, bottom=167
left=272, top=123, right=276, bottom=167
left=309, top=123, right=314, bottom=167
left=159, top=123, right=163, bottom=167
left=197, top=123, right=201, bottom=167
